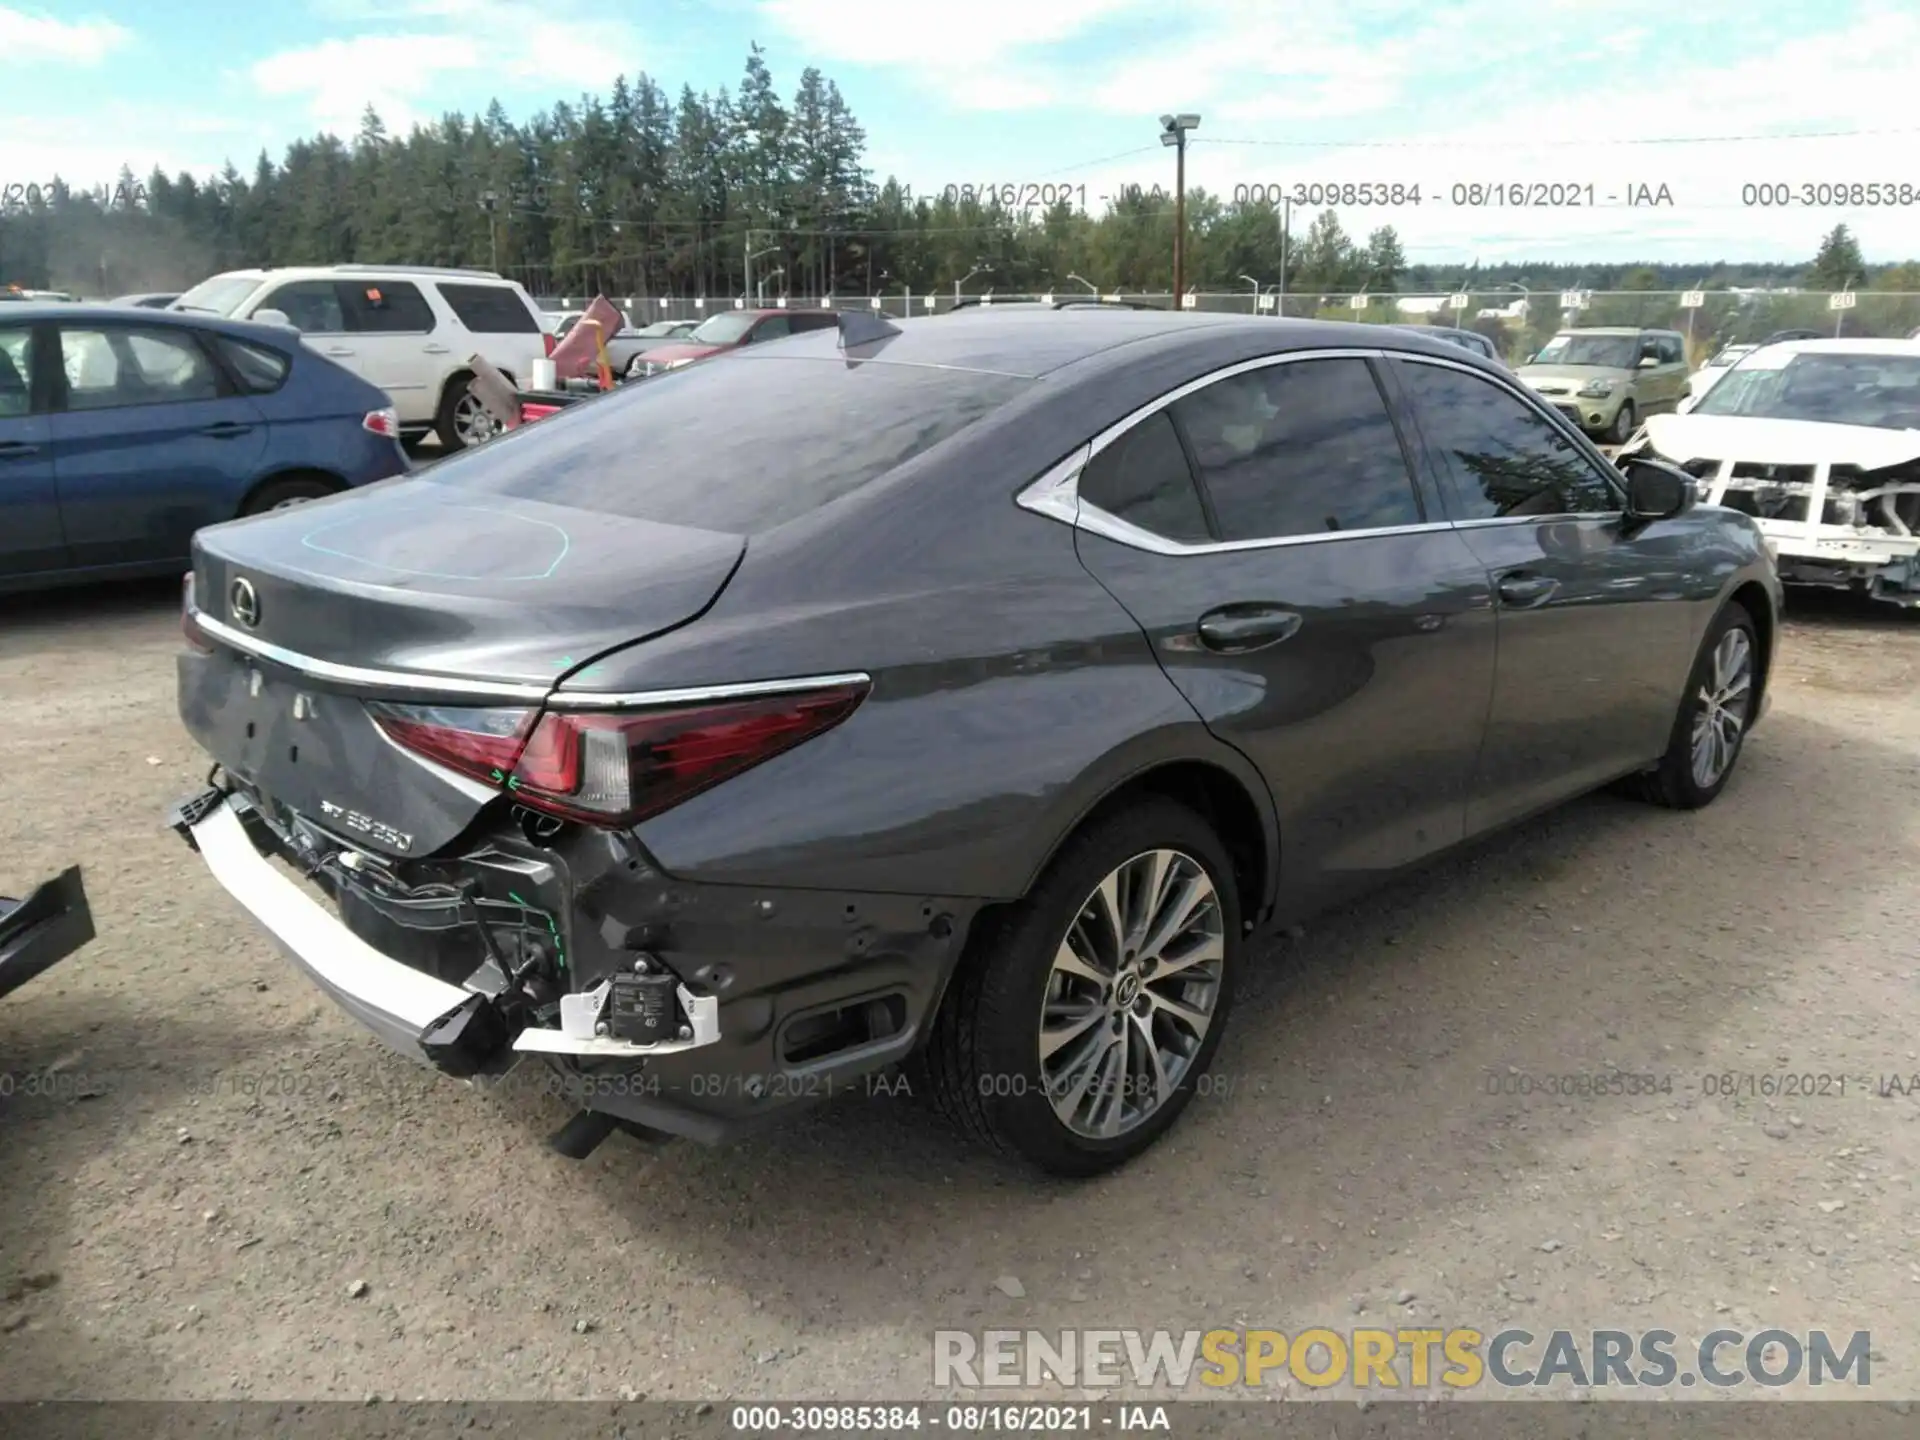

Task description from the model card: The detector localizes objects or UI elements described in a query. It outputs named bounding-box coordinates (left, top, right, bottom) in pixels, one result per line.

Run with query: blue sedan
left=0, top=303, right=409, bottom=591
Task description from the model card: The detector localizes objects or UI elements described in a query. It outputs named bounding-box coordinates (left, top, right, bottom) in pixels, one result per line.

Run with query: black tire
left=1608, top=399, right=1638, bottom=445
left=1622, top=600, right=1759, bottom=809
left=916, top=797, right=1241, bottom=1177
left=240, top=474, right=339, bottom=516
left=435, top=373, right=501, bottom=451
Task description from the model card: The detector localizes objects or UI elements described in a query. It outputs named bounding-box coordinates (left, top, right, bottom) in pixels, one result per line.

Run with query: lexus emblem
left=229, top=577, right=261, bottom=628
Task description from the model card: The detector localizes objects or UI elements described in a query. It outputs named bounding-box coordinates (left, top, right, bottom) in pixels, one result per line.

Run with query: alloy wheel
left=454, top=392, right=502, bottom=447
left=1038, top=848, right=1224, bottom=1139
left=1690, top=627, right=1753, bottom=788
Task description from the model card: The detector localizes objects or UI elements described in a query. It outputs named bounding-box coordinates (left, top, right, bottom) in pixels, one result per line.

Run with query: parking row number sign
left=1352, top=294, right=1369, bottom=310
left=1830, top=291, right=1856, bottom=310
left=1560, top=290, right=1589, bottom=309
left=1681, top=290, right=1705, bottom=309
left=1448, top=293, right=1470, bottom=310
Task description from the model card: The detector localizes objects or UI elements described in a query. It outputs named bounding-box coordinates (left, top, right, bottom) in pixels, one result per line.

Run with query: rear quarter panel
left=246, top=350, right=410, bottom=491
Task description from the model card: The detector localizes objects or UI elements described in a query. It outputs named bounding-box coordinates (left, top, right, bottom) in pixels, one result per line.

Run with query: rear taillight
left=367, top=682, right=868, bottom=828
left=363, top=407, right=400, bottom=438
left=519, top=402, right=562, bottom=423
left=182, top=572, right=213, bottom=653
left=542, top=332, right=557, bottom=358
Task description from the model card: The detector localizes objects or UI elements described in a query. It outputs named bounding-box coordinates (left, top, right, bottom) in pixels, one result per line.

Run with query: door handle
left=323, top=346, right=355, bottom=357
left=1495, top=571, right=1560, bottom=608
left=199, top=421, right=253, bottom=439
left=1196, top=604, right=1303, bottom=654
left=0, top=440, right=39, bottom=460
left=422, top=343, right=451, bottom=354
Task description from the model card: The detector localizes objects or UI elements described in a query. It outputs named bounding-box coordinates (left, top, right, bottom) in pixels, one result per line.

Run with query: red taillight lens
left=367, top=704, right=537, bottom=783
left=182, top=572, right=213, bottom=653
left=363, top=407, right=400, bottom=438
left=519, top=402, right=562, bottom=422
left=367, top=683, right=868, bottom=828
left=543, top=332, right=557, bottom=358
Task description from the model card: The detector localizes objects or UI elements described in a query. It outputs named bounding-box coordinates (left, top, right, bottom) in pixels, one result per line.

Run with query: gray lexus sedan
left=168, top=309, right=1780, bottom=1177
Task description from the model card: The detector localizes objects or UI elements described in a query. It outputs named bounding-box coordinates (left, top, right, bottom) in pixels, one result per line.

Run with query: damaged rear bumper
left=0, top=866, right=95, bottom=1001
left=168, top=787, right=975, bottom=1145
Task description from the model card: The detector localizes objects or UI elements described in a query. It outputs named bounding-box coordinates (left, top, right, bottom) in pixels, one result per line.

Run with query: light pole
left=1066, top=271, right=1098, bottom=295
left=746, top=243, right=778, bottom=307
left=1159, top=112, right=1200, bottom=300
left=954, top=262, right=989, bottom=301
left=479, top=190, right=500, bottom=272
left=1238, top=273, right=1261, bottom=313
left=757, top=266, right=784, bottom=305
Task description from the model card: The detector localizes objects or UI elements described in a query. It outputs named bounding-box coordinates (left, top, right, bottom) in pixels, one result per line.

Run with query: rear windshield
left=436, top=282, right=539, bottom=333
left=428, top=354, right=1032, bottom=532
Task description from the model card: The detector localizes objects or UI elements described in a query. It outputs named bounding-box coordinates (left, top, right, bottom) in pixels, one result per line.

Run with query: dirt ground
left=2, top=579, right=1916, bottom=1404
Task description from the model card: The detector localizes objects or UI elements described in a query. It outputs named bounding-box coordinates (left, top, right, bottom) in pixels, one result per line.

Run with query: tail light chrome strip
left=544, top=671, right=873, bottom=710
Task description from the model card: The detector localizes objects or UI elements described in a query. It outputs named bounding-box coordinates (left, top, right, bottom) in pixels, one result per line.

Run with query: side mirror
left=1679, top=379, right=1692, bottom=396
left=1621, top=457, right=1692, bottom=521
left=252, top=308, right=296, bottom=331
left=1637, top=354, right=1659, bottom=368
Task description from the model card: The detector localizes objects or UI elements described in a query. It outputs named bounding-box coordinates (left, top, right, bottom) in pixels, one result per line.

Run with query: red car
left=630, top=307, right=839, bottom=376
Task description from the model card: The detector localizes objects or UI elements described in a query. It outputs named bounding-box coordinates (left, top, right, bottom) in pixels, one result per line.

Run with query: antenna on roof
left=838, top=309, right=901, bottom=349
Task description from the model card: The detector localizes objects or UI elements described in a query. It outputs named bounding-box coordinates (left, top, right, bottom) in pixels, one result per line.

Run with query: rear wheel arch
left=1727, top=579, right=1775, bottom=710
left=1020, top=751, right=1279, bottom=935
left=237, top=467, right=345, bottom=517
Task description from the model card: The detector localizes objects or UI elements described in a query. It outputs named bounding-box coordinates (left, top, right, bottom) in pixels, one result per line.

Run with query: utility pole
left=1276, top=196, right=1290, bottom=313
left=1160, top=113, right=1199, bottom=301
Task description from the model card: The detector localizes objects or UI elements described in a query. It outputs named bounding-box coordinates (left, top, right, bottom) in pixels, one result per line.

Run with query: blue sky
left=4, top=0, right=1917, bottom=265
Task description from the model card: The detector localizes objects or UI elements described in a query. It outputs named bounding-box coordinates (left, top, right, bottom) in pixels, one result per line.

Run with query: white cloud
left=249, top=0, right=648, bottom=137
left=0, top=5, right=129, bottom=63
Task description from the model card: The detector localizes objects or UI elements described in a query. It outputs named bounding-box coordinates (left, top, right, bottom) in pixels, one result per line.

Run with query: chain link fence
left=536, top=289, right=1920, bottom=367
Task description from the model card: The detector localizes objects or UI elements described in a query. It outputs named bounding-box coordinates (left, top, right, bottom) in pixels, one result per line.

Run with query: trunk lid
left=190, top=476, right=745, bottom=688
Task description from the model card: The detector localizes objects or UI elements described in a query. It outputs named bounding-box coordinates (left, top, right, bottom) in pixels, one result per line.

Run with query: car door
left=0, top=320, right=69, bottom=579
left=1657, top=334, right=1690, bottom=411
left=336, top=279, right=440, bottom=422
left=1067, top=352, right=1499, bottom=916
left=1388, top=354, right=1698, bottom=835
left=253, top=277, right=357, bottom=373
left=48, top=321, right=268, bottom=569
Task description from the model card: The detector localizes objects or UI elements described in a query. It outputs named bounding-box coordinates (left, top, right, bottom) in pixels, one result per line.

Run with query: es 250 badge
left=318, top=799, right=414, bottom=852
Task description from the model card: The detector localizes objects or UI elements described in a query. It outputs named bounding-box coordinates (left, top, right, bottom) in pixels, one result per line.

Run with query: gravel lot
left=2, top=579, right=1917, bottom=1404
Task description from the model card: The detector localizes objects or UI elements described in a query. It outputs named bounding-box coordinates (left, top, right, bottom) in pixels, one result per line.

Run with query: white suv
left=170, top=265, right=552, bottom=450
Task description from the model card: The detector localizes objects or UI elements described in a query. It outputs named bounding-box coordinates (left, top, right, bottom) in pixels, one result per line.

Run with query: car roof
left=1554, top=326, right=1652, bottom=336
left=719, top=310, right=1492, bottom=380
left=0, top=301, right=306, bottom=338
left=1742, top=337, right=1920, bottom=360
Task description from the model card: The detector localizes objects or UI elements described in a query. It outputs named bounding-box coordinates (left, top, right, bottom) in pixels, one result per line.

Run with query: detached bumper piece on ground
left=0, top=866, right=95, bottom=1001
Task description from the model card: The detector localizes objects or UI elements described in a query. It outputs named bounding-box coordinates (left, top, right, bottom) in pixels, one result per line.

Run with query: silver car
left=549, top=313, right=699, bottom=375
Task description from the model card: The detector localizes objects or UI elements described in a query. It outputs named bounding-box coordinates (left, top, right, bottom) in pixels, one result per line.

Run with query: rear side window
left=213, top=335, right=292, bottom=394
left=432, top=356, right=1032, bottom=532
left=343, top=280, right=434, bottom=334
left=1078, top=411, right=1210, bottom=542
left=436, top=283, right=539, bottom=334
left=1170, top=357, right=1424, bottom=541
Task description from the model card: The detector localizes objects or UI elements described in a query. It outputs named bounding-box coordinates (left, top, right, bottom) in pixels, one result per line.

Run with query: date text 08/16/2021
left=940, top=181, right=1679, bottom=209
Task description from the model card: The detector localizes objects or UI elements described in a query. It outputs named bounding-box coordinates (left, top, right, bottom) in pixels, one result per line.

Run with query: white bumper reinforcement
left=189, top=796, right=719, bottom=1068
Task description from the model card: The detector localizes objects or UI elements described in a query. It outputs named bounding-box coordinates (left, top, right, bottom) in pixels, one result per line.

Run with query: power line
left=1197, top=125, right=1920, bottom=149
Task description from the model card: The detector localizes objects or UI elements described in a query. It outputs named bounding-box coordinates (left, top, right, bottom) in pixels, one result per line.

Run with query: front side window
left=1169, top=357, right=1424, bottom=541
left=1397, top=360, right=1622, bottom=519
left=58, top=326, right=223, bottom=411
left=1078, top=410, right=1211, bottom=542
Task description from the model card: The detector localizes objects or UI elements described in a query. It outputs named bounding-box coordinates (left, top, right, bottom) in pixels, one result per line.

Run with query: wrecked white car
left=1622, top=339, right=1920, bottom=607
